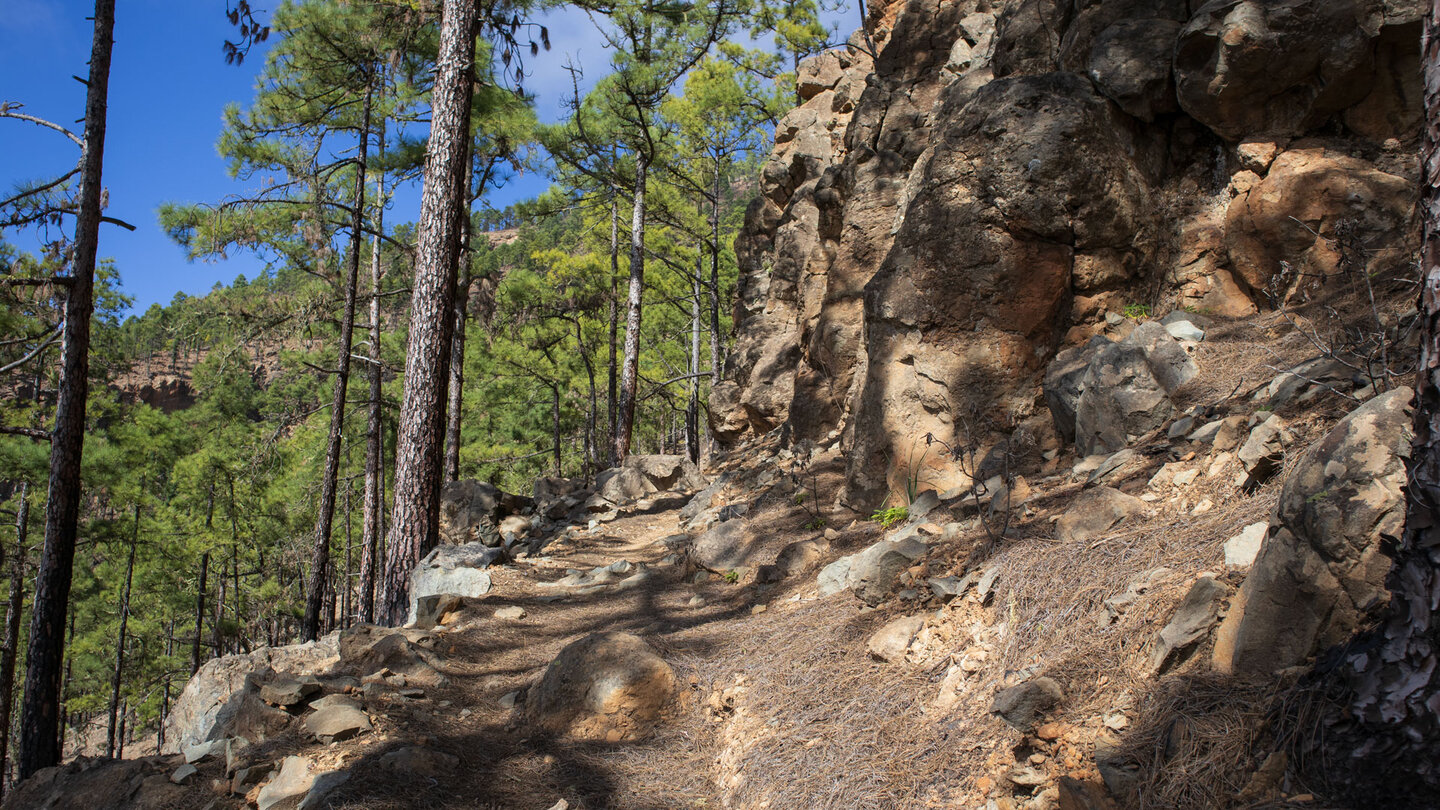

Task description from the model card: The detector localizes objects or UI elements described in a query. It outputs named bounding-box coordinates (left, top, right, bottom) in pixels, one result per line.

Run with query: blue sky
left=0, top=1, right=852, bottom=315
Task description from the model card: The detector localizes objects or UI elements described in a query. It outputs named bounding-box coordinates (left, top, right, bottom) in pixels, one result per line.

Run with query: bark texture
left=0, top=484, right=29, bottom=799
left=614, top=155, right=648, bottom=462
left=378, top=0, right=476, bottom=626
left=19, top=0, right=115, bottom=778
left=359, top=95, right=387, bottom=626
left=1313, top=4, right=1440, bottom=802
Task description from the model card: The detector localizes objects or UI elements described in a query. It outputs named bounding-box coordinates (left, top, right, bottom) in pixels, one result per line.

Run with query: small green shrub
left=804, top=516, right=826, bottom=530
left=723, top=569, right=740, bottom=584
left=871, top=506, right=909, bottom=529
left=1122, top=302, right=1152, bottom=320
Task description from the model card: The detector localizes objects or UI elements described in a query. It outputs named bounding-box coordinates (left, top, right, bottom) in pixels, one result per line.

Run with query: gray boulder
left=439, top=479, right=530, bottom=547
left=847, top=536, right=928, bottom=606
left=596, top=466, right=653, bottom=504
left=1237, top=414, right=1291, bottom=491
left=1043, top=337, right=1109, bottom=445
left=774, top=538, right=827, bottom=577
left=1149, top=576, right=1230, bottom=674
left=817, top=555, right=855, bottom=597
left=1062, top=323, right=1198, bottom=456
left=258, top=677, right=321, bottom=709
left=624, top=454, right=706, bottom=492
left=304, top=694, right=372, bottom=743
left=406, top=542, right=496, bottom=626
left=338, top=624, right=449, bottom=688
left=1085, top=18, right=1182, bottom=122
left=691, top=520, right=755, bottom=571
left=256, top=755, right=350, bottom=810
left=162, top=635, right=339, bottom=754
left=1216, top=387, right=1412, bottom=675
left=868, top=615, right=926, bottom=663
left=1056, top=487, right=1145, bottom=544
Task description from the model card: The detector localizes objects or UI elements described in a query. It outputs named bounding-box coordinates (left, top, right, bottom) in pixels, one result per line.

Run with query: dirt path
left=320, top=505, right=761, bottom=810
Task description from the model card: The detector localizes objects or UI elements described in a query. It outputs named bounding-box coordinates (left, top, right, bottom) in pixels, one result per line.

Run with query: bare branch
left=0, top=105, right=85, bottom=147
left=0, top=322, right=63, bottom=376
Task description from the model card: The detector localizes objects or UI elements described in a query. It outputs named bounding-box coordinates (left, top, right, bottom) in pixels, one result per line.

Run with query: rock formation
left=710, top=0, right=1421, bottom=508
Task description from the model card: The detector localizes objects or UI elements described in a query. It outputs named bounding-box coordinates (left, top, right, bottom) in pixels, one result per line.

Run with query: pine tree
left=19, top=0, right=116, bottom=778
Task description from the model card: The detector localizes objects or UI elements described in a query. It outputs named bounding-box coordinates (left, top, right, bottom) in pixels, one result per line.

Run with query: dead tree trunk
left=379, top=0, right=477, bottom=626
left=303, top=78, right=374, bottom=641
left=20, top=0, right=116, bottom=778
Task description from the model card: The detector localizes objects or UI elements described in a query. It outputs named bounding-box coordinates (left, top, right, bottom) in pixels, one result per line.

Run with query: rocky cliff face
left=711, top=0, right=1422, bottom=507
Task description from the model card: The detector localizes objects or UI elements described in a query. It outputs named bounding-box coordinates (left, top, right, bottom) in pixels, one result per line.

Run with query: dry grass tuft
left=1110, top=674, right=1287, bottom=810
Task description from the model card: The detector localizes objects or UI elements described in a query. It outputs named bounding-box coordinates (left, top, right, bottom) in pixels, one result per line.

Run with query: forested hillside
left=0, top=0, right=810, bottom=782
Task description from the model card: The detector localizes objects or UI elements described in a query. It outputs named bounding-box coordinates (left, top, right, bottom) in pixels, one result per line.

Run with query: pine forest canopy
left=0, top=0, right=839, bottom=782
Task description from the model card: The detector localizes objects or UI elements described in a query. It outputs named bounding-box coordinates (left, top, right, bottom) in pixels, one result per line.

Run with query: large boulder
left=439, top=480, right=530, bottom=546
left=256, top=755, right=350, bottom=810
left=596, top=466, right=653, bottom=504
left=1174, top=0, right=1384, bottom=141
left=1044, top=337, right=1110, bottom=444
left=1071, top=323, right=1197, bottom=456
left=162, top=635, right=339, bottom=754
left=1215, top=387, right=1412, bottom=675
left=528, top=632, right=676, bottom=741
left=847, top=536, right=928, bottom=606
left=1225, top=144, right=1414, bottom=296
left=407, top=543, right=495, bottom=626
left=624, top=454, right=706, bottom=492
left=1084, top=18, right=1183, bottom=121
left=691, top=520, right=757, bottom=572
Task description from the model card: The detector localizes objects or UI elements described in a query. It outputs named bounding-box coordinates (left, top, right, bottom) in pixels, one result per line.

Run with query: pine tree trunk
left=575, top=317, right=599, bottom=480
left=552, top=384, right=562, bottom=476
left=56, top=612, right=74, bottom=758
left=341, top=483, right=352, bottom=629
left=614, top=154, right=648, bottom=463
left=157, top=618, right=172, bottom=754
left=709, top=158, right=723, bottom=384
left=379, top=0, right=477, bottom=626
left=688, top=253, right=702, bottom=463
left=359, top=91, right=387, bottom=626
left=444, top=269, right=471, bottom=484
left=303, top=80, right=373, bottom=641
left=0, top=484, right=29, bottom=799
left=20, top=0, right=115, bottom=778
left=213, top=555, right=226, bottom=656
left=104, top=502, right=138, bottom=758
left=190, top=551, right=208, bottom=675
left=608, top=188, right=621, bottom=465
